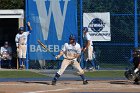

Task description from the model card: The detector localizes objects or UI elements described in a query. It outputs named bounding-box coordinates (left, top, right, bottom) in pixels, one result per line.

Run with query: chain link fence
left=80, top=0, right=140, bottom=69
left=29, top=0, right=140, bottom=70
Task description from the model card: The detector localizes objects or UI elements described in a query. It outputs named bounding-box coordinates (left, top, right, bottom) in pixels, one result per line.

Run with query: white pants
left=57, top=59, right=84, bottom=75
left=18, top=45, right=27, bottom=58
left=84, top=45, right=93, bottom=61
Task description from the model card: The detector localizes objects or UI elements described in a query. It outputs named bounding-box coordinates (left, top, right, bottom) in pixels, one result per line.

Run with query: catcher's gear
left=133, top=47, right=140, bottom=57
left=124, top=68, right=140, bottom=81
left=124, top=68, right=136, bottom=81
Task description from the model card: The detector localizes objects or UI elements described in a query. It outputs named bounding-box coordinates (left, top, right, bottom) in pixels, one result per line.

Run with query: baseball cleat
left=83, top=80, right=88, bottom=85
left=133, top=81, right=139, bottom=85
left=51, top=80, right=56, bottom=85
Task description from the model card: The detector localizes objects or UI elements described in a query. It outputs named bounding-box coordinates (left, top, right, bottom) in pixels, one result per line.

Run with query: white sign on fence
left=83, top=12, right=111, bottom=41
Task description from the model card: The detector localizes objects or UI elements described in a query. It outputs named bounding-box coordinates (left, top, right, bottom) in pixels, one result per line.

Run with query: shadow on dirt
left=109, top=80, right=132, bottom=85
left=18, top=81, right=50, bottom=85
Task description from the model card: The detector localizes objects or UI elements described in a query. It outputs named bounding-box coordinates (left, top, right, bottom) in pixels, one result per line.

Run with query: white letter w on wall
left=35, top=0, right=70, bottom=40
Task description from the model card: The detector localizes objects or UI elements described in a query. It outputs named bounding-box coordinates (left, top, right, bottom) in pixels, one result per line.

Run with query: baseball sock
left=80, top=74, right=86, bottom=81
left=53, top=73, right=60, bottom=82
left=88, top=60, right=95, bottom=68
left=19, top=58, right=22, bottom=67
left=22, top=58, right=26, bottom=66
left=9, top=60, right=11, bottom=68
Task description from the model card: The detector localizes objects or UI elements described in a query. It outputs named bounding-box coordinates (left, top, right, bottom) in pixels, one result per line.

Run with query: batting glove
left=55, top=55, right=61, bottom=59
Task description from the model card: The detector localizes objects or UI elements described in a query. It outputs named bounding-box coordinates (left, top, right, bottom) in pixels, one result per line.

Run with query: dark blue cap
left=19, top=27, right=24, bottom=31
left=69, top=34, right=76, bottom=40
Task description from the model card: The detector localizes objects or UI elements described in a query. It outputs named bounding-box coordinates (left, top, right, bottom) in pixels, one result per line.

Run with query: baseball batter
left=82, top=27, right=95, bottom=70
left=51, top=34, right=88, bottom=85
left=15, top=22, right=32, bottom=69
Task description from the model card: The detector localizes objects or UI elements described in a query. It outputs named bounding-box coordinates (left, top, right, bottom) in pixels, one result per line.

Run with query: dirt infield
left=0, top=80, right=139, bottom=93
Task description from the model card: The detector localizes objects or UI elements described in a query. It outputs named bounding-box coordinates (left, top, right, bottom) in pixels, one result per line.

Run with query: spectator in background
left=0, top=41, right=12, bottom=68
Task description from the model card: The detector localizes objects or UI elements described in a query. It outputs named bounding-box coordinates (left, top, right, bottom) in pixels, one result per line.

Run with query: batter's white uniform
left=57, top=43, right=84, bottom=75
left=15, top=32, right=30, bottom=58
left=83, top=32, right=93, bottom=61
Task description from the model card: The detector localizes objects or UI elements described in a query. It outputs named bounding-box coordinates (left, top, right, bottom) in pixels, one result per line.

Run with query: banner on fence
left=26, top=0, right=77, bottom=60
left=83, top=12, right=111, bottom=41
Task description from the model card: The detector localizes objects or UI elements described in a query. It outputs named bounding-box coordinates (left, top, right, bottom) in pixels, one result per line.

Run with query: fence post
left=134, top=0, right=138, bottom=48
left=80, top=0, right=84, bottom=68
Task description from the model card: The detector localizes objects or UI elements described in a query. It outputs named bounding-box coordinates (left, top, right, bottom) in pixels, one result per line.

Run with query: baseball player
left=82, top=27, right=95, bottom=70
left=51, top=34, right=88, bottom=85
left=15, top=22, right=32, bottom=69
left=132, top=48, right=140, bottom=84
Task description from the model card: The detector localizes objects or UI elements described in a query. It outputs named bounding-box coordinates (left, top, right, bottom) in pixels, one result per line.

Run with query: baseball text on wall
left=26, top=0, right=77, bottom=60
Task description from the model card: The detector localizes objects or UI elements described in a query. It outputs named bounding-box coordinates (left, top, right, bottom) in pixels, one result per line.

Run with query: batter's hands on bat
left=74, top=54, right=80, bottom=58
left=55, top=55, right=61, bottom=59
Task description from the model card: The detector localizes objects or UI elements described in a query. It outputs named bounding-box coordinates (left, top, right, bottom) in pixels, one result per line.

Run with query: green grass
left=99, top=63, right=129, bottom=69
left=0, top=71, right=48, bottom=78
left=85, top=70, right=125, bottom=78
left=0, top=70, right=126, bottom=78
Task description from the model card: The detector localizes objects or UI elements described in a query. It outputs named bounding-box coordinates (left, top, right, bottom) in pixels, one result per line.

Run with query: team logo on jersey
left=88, top=18, right=105, bottom=32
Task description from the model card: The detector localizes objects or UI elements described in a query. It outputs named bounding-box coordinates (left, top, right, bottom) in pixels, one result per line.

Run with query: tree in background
left=0, top=0, right=24, bottom=9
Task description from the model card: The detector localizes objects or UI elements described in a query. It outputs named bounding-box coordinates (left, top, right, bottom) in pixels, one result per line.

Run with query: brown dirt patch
left=0, top=80, right=139, bottom=93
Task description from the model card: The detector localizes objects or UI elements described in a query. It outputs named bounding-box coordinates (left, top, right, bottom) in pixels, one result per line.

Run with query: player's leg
left=73, top=61, right=88, bottom=85
left=18, top=45, right=23, bottom=69
left=8, top=56, right=12, bottom=68
left=84, top=50, right=88, bottom=70
left=8, top=60, right=11, bottom=68
left=133, top=57, right=140, bottom=84
left=22, top=45, right=27, bottom=69
left=52, top=59, right=71, bottom=85
left=88, top=46, right=95, bottom=70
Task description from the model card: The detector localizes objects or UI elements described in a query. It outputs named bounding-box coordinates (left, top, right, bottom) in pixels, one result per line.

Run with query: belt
left=64, top=58, right=76, bottom=60
left=19, top=44, right=26, bottom=45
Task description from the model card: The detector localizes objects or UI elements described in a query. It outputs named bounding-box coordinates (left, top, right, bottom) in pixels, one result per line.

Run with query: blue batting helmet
left=83, top=27, right=88, bottom=32
left=19, top=27, right=24, bottom=31
left=69, top=34, right=76, bottom=40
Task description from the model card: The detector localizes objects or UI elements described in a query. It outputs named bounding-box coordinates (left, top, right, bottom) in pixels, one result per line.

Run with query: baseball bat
left=37, top=40, right=79, bottom=61
left=37, top=40, right=56, bottom=57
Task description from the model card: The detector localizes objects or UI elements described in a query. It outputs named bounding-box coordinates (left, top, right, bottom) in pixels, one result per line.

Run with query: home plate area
left=0, top=80, right=139, bottom=93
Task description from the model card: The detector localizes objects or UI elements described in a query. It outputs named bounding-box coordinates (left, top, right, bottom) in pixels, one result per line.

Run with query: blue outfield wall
left=26, top=0, right=78, bottom=60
